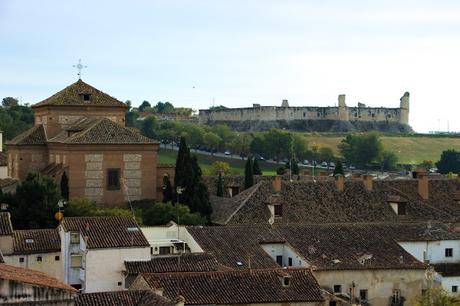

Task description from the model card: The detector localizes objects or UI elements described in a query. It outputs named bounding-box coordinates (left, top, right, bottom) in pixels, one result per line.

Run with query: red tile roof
left=75, top=290, right=177, bottom=306
left=61, top=216, right=149, bottom=249
left=32, top=79, right=127, bottom=108
left=13, top=228, right=60, bottom=254
left=140, top=269, right=324, bottom=304
left=7, top=124, right=47, bottom=145
left=0, top=263, right=76, bottom=291
left=0, top=212, right=13, bottom=236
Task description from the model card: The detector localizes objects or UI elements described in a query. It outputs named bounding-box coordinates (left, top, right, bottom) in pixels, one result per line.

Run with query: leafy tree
left=125, top=110, right=139, bottom=127
left=138, top=100, right=151, bottom=112
left=211, top=161, right=231, bottom=175
left=414, top=288, right=460, bottom=306
left=60, top=171, right=69, bottom=200
left=8, top=173, right=60, bottom=229
left=162, top=175, right=173, bottom=203
left=188, top=156, right=212, bottom=220
left=333, top=161, right=344, bottom=175
left=379, top=151, right=399, bottom=171
left=436, top=149, right=460, bottom=174
left=2, top=97, right=18, bottom=108
left=253, top=157, right=262, bottom=175
left=141, top=116, right=157, bottom=139
left=338, top=133, right=383, bottom=169
left=65, top=197, right=140, bottom=221
left=0, top=104, right=34, bottom=140
left=244, top=156, right=254, bottom=188
left=318, top=147, right=335, bottom=164
left=209, top=105, right=227, bottom=111
left=203, top=131, right=221, bottom=154
left=276, top=167, right=286, bottom=175
left=216, top=173, right=224, bottom=197
left=285, top=158, right=299, bottom=175
left=292, top=134, right=309, bottom=160
left=418, top=160, right=434, bottom=171
left=154, top=101, right=174, bottom=113
left=142, top=202, right=206, bottom=226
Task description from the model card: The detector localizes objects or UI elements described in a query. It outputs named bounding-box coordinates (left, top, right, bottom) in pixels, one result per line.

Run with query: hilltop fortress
left=199, top=92, right=412, bottom=132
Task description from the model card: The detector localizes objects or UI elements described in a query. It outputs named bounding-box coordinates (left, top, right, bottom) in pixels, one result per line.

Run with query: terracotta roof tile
left=7, top=125, right=47, bottom=145
left=33, top=79, right=127, bottom=108
left=0, top=263, right=76, bottom=291
left=125, top=253, right=220, bottom=274
left=75, top=290, right=176, bottom=306
left=61, top=216, right=149, bottom=249
left=49, top=118, right=158, bottom=145
left=140, top=269, right=324, bottom=304
left=0, top=212, right=13, bottom=236
left=13, top=228, right=60, bottom=254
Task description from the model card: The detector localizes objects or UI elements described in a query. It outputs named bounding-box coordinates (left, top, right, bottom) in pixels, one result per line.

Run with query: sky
left=1, top=0, right=460, bottom=133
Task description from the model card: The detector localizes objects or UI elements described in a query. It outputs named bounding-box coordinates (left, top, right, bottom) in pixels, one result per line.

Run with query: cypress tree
left=162, top=175, right=173, bottom=203
left=253, top=157, right=262, bottom=175
left=244, top=156, right=254, bottom=189
left=216, top=173, right=224, bottom=197
left=333, top=161, right=345, bottom=175
left=60, top=171, right=69, bottom=200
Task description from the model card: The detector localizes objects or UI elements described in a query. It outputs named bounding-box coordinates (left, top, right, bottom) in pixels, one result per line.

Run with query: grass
left=303, top=134, right=460, bottom=165
left=158, top=149, right=279, bottom=176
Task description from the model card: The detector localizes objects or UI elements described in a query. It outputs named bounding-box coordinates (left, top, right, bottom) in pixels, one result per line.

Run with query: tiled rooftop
left=7, top=124, right=47, bottom=145
left=32, top=79, right=127, bottom=108
left=13, top=228, right=60, bottom=254
left=61, top=216, right=149, bottom=249
left=0, top=212, right=13, bottom=236
left=139, top=269, right=324, bottom=305
left=75, top=290, right=176, bottom=306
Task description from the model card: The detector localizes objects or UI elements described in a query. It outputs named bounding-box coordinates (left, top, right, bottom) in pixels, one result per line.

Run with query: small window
left=19, top=257, right=24, bottom=263
left=117, top=281, right=122, bottom=286
left=70, top=232, right=80, bottom=244
left=159, top=246, right=171, bottom=255
left=288, top=257, right=293, bottom=266
left=36, top=256, right=42, bottom=262
left=360, top=289, right=368, bottom=301
left=276, top=255, right=283, bottom=266
left=83, top=94, right=91, bottom=101
left=333, top=285, right=342, bottom=293
left=283, top=276, right=291, bottom=287
left=446, top=248, right=453, bottom=257
left=371, top=113, right=375, bottom=118
left=392, top=289, right=401, bottom=304
left=107, top=168, right=121, bottom=190
left=303, top=112, right=306, bottom=118
left=274, top=204, right=283, bottom=217
left=55, top=255, right=60, bottom=261
left=354, top=113, right=358, bottom=118
left=71, top=255, right=83, bottom=268
left=453, top=286, right=458, bottom=293
left=398, top=203, right=406, bottom=215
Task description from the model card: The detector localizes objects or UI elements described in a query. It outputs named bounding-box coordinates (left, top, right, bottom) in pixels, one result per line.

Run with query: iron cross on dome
left=73, top=59, right=87, bottom=79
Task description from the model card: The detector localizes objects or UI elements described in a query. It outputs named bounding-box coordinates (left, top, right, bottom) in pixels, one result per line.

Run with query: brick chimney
left=272, top=176, right=282, bottom=192
left=335, top=174, right=344, bottom=191
left=362, top=174, right=373, bottom=191
left=416, top=171, right=429, bottom=200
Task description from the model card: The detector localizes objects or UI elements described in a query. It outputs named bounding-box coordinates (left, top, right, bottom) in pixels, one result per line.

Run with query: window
left=282, top=276, right=291, bottom=287
left=55, top=255, right=60, bottom=261
left=360, top=289, right=368, bottom=301
left=303, top=112, right=306, bottom=118
left=83, top=94, right=91, bottom=101
left=117, top=281, right=122, bottom=286
left=71, top=284, right=82, bottom=290
left=159, top=246, right=171, bottom=255
left=107, top=168, right=121, bottom=190
left=392, top=289, right=401, bottom=304
left=70, top=232, right=80, bottom=244
left=276, top=255, right=283, bottom=266
left=71, top=255, right=82, bottom=268
left=274, top=204, right=283, bottom=217
left=446, top=248, right=453, bottom=257
left=288, top=257, right=293, bottom=266
left=453, top=286, right=458, bottom=293
left=36, top=256, right=42, bottom=262
left=397, top=203, right=406, bottom=215
left=333, top=285, right=342, bottom=293
left=19, top=257, right=24, bottom=263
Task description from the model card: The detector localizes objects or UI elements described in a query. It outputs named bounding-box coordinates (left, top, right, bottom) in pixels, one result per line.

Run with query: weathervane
left=73, top=59, right=87, bottom=79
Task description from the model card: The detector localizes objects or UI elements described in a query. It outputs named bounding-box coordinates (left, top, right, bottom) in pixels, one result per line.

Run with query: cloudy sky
left=1, top=0, right=459, bottom=132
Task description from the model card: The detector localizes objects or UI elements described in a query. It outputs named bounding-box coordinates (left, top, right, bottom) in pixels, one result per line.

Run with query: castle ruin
left=199, top=92, right=411, bottom=132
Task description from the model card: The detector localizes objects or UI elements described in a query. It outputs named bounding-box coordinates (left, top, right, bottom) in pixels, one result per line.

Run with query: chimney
left=416, top=171, right=429, bottom=200
left=335, top=174, right=344, bottom=191
left=272, top=176, right=282, bottom=192
left=362, top=174, right=373, bottom=191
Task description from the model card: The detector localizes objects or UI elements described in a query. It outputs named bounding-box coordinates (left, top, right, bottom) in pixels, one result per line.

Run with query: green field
left=158, top=149, right=280, bottom=175
left=304, top=134, right=460, bottom=165
left=159, top=134, right=460, bottom=173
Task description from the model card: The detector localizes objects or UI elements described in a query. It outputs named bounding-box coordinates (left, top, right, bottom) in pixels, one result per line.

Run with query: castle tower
left=338, top=94, right=349, bottom=120
left=399, top=92, right=410, bottom=125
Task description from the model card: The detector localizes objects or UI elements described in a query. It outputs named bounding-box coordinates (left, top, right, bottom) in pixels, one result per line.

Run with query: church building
left=6, top=79, right=168, bottom=204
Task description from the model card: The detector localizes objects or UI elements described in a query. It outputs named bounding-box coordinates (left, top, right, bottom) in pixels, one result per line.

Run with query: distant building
left=199, top=93, right=412, bottom=132
left=0, top=131, right=7, bottom=179
left=6, top=80, right=174, bottom=204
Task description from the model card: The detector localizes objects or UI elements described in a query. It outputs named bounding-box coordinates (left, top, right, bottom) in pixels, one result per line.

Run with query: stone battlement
left=199, top=92, right=411, bottom=132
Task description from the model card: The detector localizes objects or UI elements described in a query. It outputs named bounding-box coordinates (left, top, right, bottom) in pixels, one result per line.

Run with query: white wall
left=442, top=276, right=460, bottom=294
left=260, top=243, right=308, bottom=267
left=0, top=166, right=7, bottom=179
left=85, top=247, right=150, bottom=293
left=3, top=252, right=63, bottom=280
left=399, top=240, right=460, bottom=264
